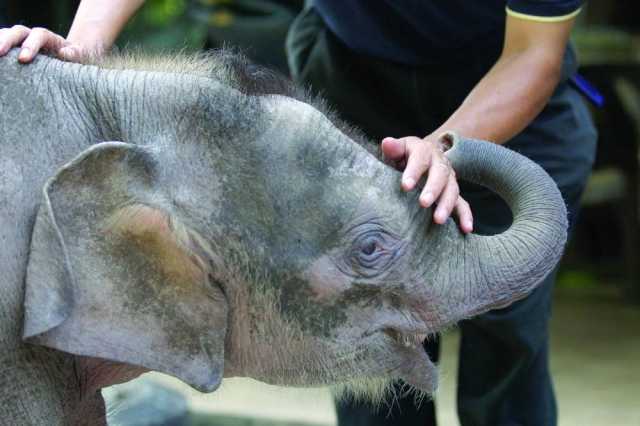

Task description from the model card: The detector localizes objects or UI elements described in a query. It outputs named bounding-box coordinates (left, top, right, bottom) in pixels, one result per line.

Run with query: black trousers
left=286, top=7, right=597, bottom=426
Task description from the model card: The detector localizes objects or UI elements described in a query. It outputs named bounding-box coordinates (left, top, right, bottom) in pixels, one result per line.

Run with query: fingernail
left=465, top=220, right=473, bottom=231
left=59, top=47, right=73, bottom=59
left=420, top=192, right=434, bottom=206
left=403, top=177, right=415, bottom=190
left=19, top=47, right=30, bottom=60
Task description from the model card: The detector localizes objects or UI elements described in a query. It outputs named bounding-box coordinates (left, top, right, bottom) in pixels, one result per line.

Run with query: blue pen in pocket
left=570, top=73, right=605, bottom=108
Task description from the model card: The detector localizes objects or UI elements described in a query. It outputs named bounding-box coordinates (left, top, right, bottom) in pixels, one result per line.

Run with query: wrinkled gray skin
left=0, top=49, right=567, bottom=425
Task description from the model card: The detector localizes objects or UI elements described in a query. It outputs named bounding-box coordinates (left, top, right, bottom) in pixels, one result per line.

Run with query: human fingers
left=417, top=147, right=451, bottom=208
left=58, top=45, right=84, bottom=62
left=0, top=25, right=31, bottom=56
left=381, top=137, right=407, bottom=162
left=19, top=27, right=67, bottom=63
left=432, top=172, right=460, bottom=224
left=454, top=197, right=474, bottom=234
left=400, top=137, right=433, bottom=191
left=381, top=137, right=409, bottom=170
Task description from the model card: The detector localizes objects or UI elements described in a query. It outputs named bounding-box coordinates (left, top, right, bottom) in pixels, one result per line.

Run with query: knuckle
left=12, top=25, right=29, bottom=33
left=449, top=176, right=459, bottom=190
left=443, top=193, right=457, bottom=207
left=408, top=154, right=430, bottom=170
left=418, top=156, right=432, bottom=170
left=30, top=27, right=48, bottom=37
left=436, top=139, right=448, bottom=152
left=406, top=140, right=420, bottom=153
left=434, top=159, right=451, bottom=173
left=422, top=140, right=437, bottom=153
left=21, top=38, right=35, bottom=48
left=404, top=143, right=414, bottom=155
left=411, top=137, right=429, bottom=149
left=427, top=139, right=445, bottom=154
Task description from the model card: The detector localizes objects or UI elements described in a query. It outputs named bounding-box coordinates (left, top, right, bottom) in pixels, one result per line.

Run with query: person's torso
left=313, top=0, right=507, bottom=65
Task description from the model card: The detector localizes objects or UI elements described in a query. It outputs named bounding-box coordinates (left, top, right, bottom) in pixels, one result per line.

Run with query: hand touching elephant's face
left=213, top=97, right=568, bottom=398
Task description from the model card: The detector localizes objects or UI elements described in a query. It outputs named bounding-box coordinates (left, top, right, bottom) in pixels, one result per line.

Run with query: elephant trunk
left=439, top=132, right=568, bottom=319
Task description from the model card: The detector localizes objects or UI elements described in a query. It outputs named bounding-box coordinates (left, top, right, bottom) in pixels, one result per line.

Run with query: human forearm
left=0, top=0, right=145, bottom=62
left=431, top=14, right=575, bottom=144
left=433, top=48, right=562, bottom=145
left=67, top=0, right=146, bottom=53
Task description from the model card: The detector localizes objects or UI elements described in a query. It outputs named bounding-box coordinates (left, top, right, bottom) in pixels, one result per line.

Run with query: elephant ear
left=23, top=142, right=227, bottom=393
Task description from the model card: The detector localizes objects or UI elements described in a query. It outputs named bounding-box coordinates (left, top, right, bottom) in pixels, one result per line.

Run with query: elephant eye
left=347, top=230, right=401, bottom=278
left=361, top=238, right=378, bottom=256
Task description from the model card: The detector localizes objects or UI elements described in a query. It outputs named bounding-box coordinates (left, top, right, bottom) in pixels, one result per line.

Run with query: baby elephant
left=0, top=49, right=567, bottom=425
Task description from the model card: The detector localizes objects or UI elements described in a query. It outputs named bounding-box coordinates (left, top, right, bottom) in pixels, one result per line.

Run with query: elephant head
left=21, top=56, right=567, bottom=406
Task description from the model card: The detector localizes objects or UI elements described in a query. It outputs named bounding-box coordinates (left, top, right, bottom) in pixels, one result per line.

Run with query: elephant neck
left=65, top=392, right=108, bottom=426
left=0, top=345, right=106, bottom=425
left=57, top=356, right=146, bottom=425
left=3, top=343, right=145, bottom=425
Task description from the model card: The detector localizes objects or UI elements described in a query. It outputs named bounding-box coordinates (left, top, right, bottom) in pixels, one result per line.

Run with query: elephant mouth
left=384, top=328, right=428, bottom=348
left=382, top=327, right=438, bottom=393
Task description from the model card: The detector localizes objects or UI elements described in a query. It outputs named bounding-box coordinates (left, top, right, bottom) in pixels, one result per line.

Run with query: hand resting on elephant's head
left=0, top=49, right=567, bottom=424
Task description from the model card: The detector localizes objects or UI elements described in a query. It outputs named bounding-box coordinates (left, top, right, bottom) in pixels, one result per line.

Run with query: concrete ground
left=118, top=286, right=640, bottom=425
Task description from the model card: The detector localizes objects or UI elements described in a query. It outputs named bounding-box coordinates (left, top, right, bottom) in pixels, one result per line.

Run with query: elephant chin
left=395, top=343, right=438, bottom=394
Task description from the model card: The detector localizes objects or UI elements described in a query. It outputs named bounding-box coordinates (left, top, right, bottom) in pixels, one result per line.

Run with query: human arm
left=0, top=0, right=145, bottom=62
left=427, top=13, right=576, bottom=145
left=383, top=12, right=577, bottom=233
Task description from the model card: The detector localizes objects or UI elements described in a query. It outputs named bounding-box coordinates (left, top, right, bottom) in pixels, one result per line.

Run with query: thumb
left=58, top=45, right=83, bottom=62
left=381, top=137, right=407, bottom=161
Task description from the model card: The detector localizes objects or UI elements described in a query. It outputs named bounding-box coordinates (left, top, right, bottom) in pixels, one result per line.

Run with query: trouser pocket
left=285, top=6, right=327, bottom=82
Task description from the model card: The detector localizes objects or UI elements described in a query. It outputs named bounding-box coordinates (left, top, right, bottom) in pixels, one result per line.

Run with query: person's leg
left=287, top=7, right=443, bottom=425
left=455, top=80, right=597, bottom=426
left=456, top=270, right=557, bottom=426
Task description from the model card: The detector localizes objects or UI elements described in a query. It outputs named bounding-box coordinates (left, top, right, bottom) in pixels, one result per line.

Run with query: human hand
left=0, top=25, right=90, bottom=63
left=382, top=134, right=473, bottom=234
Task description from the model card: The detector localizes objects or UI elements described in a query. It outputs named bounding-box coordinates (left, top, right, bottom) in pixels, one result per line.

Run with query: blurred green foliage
left=139, top=0, right=185, bottom=25
left=117, top=0, right=303, bottom=73
left=556, top=269, right=599, bottom=290
left=118, top=0, right=207, bottom=52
